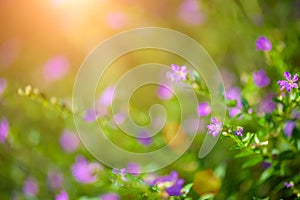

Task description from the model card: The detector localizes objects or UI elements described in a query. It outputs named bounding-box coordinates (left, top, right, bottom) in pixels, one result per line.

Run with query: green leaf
left=234, top=150, right=255, bottom=158
left=241, top=97, right=249, bottom=108
left=257, top=167, right=274, bottom=184
left=252, top=197, right=269, bottom=200
left=181, top=183, right=194, bottom=197
left=278, top=150, right=296, bottom=160
left=242, top=155, right=263, bottom=168
left=199, top=194, right=215, bottom=200
left=226, top=99, right=237, bottom=107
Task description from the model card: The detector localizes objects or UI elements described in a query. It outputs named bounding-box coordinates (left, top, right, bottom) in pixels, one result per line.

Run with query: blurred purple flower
left=0, top=78, right=7, bottom=95
left=277, top=72, right=298, bottom=92
left=23, top=177, right=39, bottom=197
left=0, top=38, right=20, bottom=68
left=157, top=85, right=173, bottom=100
left=284, top=181, right=294, bottom=188
left=253, top=70, right=270, bottom=88
left=99, top=86, right=115, bottom=107
left=197, top=102, right=211, bottom=116
left=256, top=36, right=272, bottom=51
left=105, top=12, right=128, bottom=29
left=100, top=192, right=120, bottom=200
left=71, top=156, right=102, bottom=184
left=126, top=162, right=140, bottom=176
left=260, top=161, right=272, bottom=170
left=284, top=121, right=296, bottom=138
left=84, top=109, right=99, bottom=122
left=137, top=130, right=152, bottom=146
left=153, top=171, right=184, bottom=196
left=59, top=130, right=80, bottom=153
left=178, top=0, right=204, bottom=25
left=55, top=190, right=68, bottom=200
left=235, top=126, right=243, bottom=136
left=113, top=112, right=126, bottom=126
left=47, top=170, right=63, bottom=190
left=43, top=55, right=70, bottom=82
left=166, top=64, right=187, bottom=83
left=207, top=118, right=222, bottom=137
left=0, top=117, right=9, bottom=143
left=258, top=94, right=276, bottom=114
left=229, top=107, right=242, bottom=118
left=112, top=168, right=127, bottom=181
left=225, top=87, right=243, bottom=117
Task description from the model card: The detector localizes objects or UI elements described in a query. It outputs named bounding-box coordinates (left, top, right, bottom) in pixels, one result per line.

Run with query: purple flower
left=100, top=192, right=120, bottom=200
left=23, top=177, right=39, bottom=197
left=178, top=0, right=204, bottom=25
left=55, top=190, right=68, bottom=200
left=99, top=86, right=115, bottom=107
left=284, top=181, right=294, bottom=188
left=43, top=55, right=70, bottom=82
left=253, top=70, right=270, bottom=88
left=260, top=161, right=272, bottom=170
left=126, top=162, right=141, bottom=176
left=256, top=36, right=272, bottom=51
left=59, top=130, right=80, bottom=153
left=258, top=93, right=276, bottom=114
left=235, top=126, right=243, bottom=136
left=277, top=72, right=298, bottom=92
left=0, top=78, right=7, bottom=95
left=84, top=109, right=99, bottom=122
left=197, top=102, right=211, bottom=116
left=157, top=85, right=173, bottom=100
left=0, top=117, right=9, bottom=143
left=112, top=168, right=127, bottom=181
left=137, top=130, right=152, bottom=146
left=152, top=171, right=184, bottom=197
left=207, top=118, right=222, bottom=137
left=225, top=87, right=242, bottom=117
left=47, top=170, right=63, bottom=190
left=284, top=121, right=296, bottom=138
left=113, top=112, right=126, bottom=126
left=71, top=156, right=102, bottom=184
left=166, top=64, right=187, bottom=83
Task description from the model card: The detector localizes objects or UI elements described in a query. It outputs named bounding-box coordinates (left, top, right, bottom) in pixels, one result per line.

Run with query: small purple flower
left=258, top=93, right=276, bottom=114
left=100, top=192, right=120, bottom=200
left=0, top=78, right=7, bottom=95
left=99, top=86, right=115, bottom=107
left=197, top=102, right=211, bottom=116
left=84, top=109, right=99, bottom=122
left=43, top=55, right=69, bottom=82
left=47, top=170, right=63, bottom=190
left=260, top=161, right=272, bottom=170
left=253, top=70, right=270, bottom=88
left=166, top=64, right=187, bottom=83
left=284, top=181, right=294, bottom=188
left=277, top=72, right=298, bottom=92
left=112, top=168, right=127, bottom=181
left=207, top=118, right=222, bottom=137
left=55, top=190, right=68, bottom=200
left=137, top=130, right=152, bottom=146
left=178, top=0, right=204, bottom=25
left=256, top=36, right=272, bottom=51
left=284, top=121, right=296, bottom=138
left=235, top=126, right=243, bottom=136
left=157, top=85, right=173, bottom=100
left=59, top=130, right=80, bottom=153
left=0, top=117, right=9, bottom=143
left=23, top=177, right=39, bottom=197
left=152, top=171, right=184, bottom=197
left=225, top=87, right=242, bottom=118
left=126, top=162, right=141, bottom=176
left=71, top=156, right=102, bottom=184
